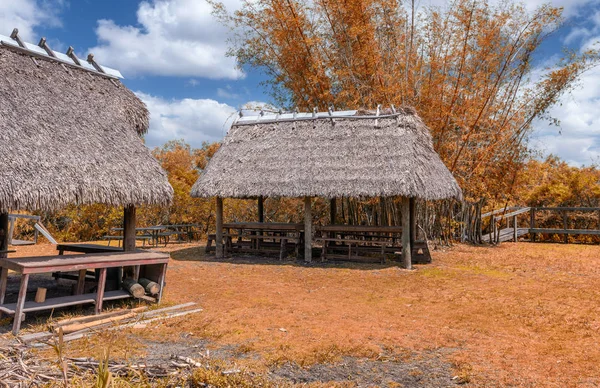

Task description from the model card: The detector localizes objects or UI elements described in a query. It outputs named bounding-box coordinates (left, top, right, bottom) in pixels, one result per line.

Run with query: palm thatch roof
left=0, top=33, right=173, bottom=212
left=191, top=107, right=462, bottom=200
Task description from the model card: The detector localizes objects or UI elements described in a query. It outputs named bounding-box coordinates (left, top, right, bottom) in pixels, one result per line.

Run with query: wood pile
left=0, top=303, right=204, bottom=385
left=19, top=302, right=202, bottom=345
left=0, top=343, right=205, bottom=386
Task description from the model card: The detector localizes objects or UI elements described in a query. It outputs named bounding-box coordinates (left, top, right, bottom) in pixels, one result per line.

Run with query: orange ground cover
left=7, top=242, right=600, bottom=386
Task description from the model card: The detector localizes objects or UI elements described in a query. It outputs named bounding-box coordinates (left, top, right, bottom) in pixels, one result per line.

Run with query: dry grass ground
left=3, top=242, right=600, bottom=386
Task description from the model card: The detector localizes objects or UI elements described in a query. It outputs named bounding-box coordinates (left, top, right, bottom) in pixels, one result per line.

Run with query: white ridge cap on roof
left=0, top=31, right=124, bottom=79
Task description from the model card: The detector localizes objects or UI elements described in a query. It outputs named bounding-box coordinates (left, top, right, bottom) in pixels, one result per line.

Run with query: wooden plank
left=534, top=207, right=600, bottom=212
left=223, top=222, right=303, bottom=231
left=12, top=273, right=29, bottom=335
left=317, top=225, right=403, bottom=233
left=95, top=268, right=107, bottom=315
left=528, top=228, right=600, bottom=235
left=0, top=267, right=7, bottom=304
left=315, top=238, right=394, bottom=245
left=0, top=290, right=131, bottom=315
left=0, top=251, right=169, bottom=274
left=57, top=243, right=123, bottom=254
left=7, top=213, right=41, bottom=221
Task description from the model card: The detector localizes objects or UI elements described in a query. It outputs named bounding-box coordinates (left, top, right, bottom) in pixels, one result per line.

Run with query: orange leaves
left=213, top=0, right=599, bottom=202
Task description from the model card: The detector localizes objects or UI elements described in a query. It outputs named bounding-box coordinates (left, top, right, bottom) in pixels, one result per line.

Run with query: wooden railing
left=477, top=206, right=600, bottom=244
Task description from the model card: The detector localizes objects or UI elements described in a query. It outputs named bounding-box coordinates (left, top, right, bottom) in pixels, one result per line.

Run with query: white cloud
left=531, top=66, right=600, bottom=166
left=89, top=0, right=243, bottom=79
left=136, top=92, right=238, bottom=148
left=0, top=0, right=64, bottom=41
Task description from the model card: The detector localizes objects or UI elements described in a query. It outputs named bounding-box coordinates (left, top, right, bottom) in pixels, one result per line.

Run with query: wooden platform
left=0, top=290, right=130, bottom=315
left=0, top=251, right=170, bottom=334
left=481, top=228, right=529, bottom=243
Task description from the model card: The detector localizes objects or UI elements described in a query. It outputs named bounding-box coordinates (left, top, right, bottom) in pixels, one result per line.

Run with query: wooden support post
left=215, top=197, right=224, bottom=258
left=530, top=208, right=536, bottom=242
left=401, top=197, right=412, bottom=269
left=12, top=273, right=29, bottom=335
left=95, top=268, right=107, bottom=315
left=304, top=196, right=312, bottom=262
left=156, top=263, right=167, bottom=303
left=477, top=205, right=483, bottom=244
left=379, top=197, right=386, bottom=226
left=76, top=269, right=87, bottom=295
left=409, top=197, right=416, bottom=246
left=123, top=205, right=136, bottom=251
left=8, top=216, right=15, bottom=246
left=123, top=205, right=136, bottom=289
left=258, top=196, right=264, bottom=223
left=513, top=215, right=518, bottom=242
left=330, top=198, right=337, bottom=225
left=0, top=212, right=8, bottom=259
left=0, top=267, right=8, bottom=304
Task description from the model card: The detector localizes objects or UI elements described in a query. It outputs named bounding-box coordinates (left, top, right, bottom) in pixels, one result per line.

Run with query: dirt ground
left=2, top=241, right=600, bottom=386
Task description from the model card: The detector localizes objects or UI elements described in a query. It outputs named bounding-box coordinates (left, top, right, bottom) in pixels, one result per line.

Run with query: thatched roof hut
left=0, top=30, right=173, bottom=213
left=191, top=107, right=461, bottom=200
left=191, top=107, right=461, bottom=267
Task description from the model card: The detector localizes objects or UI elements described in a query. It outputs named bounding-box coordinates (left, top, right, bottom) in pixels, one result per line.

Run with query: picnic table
left=161, top=224, right=201, bottom=243
left=315, top=225, right=403, bottom=263
left=106, top=226, right=165, bottom=247
left=0, top=251, right=169, bottom=335
left=315, top=225, right=430, bottom=264
left=208, top=222, right=304, bottom=259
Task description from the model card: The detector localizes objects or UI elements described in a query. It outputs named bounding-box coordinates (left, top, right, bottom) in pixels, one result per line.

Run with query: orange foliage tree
left=211, top=0, right=599, bottom=204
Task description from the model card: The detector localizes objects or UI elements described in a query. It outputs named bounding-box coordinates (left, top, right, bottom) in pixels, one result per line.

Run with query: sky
left=1, top=0, right=599, bottom=166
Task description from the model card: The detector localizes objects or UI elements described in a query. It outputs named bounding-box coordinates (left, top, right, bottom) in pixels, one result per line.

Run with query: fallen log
left=122, top=278, right=145, bottom=298
left=138, top=278, right=160, bottom=295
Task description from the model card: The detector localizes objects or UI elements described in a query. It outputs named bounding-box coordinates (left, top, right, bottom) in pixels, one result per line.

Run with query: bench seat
left=0, top=290, right=130, bottom=315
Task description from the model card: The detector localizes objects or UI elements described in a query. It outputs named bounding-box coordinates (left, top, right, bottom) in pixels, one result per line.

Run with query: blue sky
left=1, top=0, right=599, bottom=166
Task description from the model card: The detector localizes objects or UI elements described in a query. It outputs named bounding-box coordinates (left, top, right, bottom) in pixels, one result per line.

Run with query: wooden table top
left=223, top=222, right=304, bottom=231
left=0, top=251, right=170, bottom=274
left=316, top=225, right=403, bottom=233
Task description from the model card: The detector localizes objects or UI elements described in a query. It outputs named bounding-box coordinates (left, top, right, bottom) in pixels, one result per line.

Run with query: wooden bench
left=315, top=237, right=392, bottom=263
left=57, top=243, right=123, bottom=255
left=0, top=251, right=169, bottom=335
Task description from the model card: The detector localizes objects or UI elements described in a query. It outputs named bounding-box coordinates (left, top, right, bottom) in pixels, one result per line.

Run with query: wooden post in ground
left=409, top=197, right=416, bottom=246
left=123, top=205, right=136, bottom=252
left=563, top=210, right=568, bottom=244
left=513, top=215, right=518, bottom=242
left=530, top=208, right=536, bottom=242
left=330, top=198, right=337, bottom=225
left=401, top=197, right=412, bottom=269
left=216, top=197, right=224, bottom=258
left=123, top=205, right=136, bottom=288
left=0, top=212, right=8, bottom=259
left=258, top=196, right=264, bottom=223
left=12, top=273, right=29, bottom=334
left=304, top=196, right=312, bottom=262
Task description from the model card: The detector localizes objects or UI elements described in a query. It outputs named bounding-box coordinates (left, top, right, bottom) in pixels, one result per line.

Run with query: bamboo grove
left=212, top=0, right=599, bottom=202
